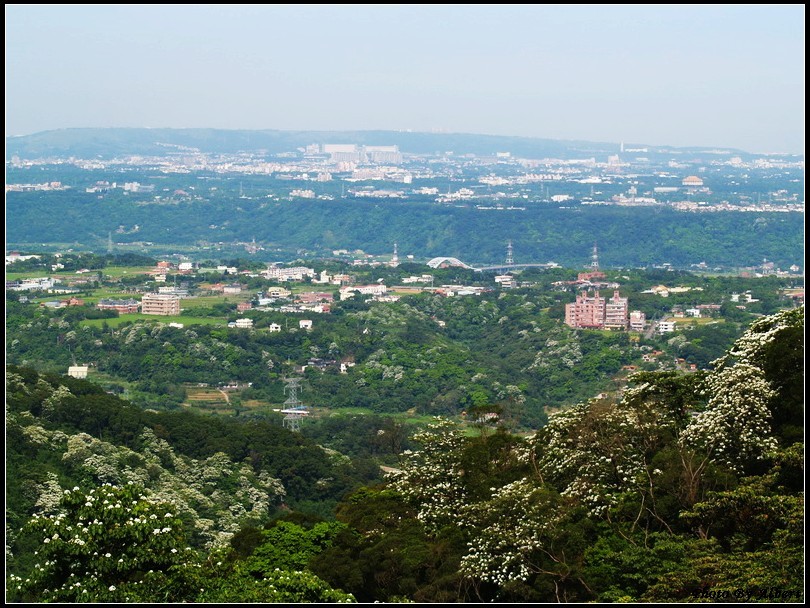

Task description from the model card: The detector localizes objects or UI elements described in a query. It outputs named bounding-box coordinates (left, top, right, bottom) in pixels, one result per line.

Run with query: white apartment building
left=657, top=320, right=677, bottom=334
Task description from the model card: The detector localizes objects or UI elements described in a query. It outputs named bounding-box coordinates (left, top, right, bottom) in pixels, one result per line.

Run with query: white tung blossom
left=52, top=427, right=286, bottom=549
left=459, top=479, right=564, bottom=585
left=537, top=396, right=676, bottom=517
left=679, top=363, right=777, bottom=472
left=387, top=417, right=469, bottom=531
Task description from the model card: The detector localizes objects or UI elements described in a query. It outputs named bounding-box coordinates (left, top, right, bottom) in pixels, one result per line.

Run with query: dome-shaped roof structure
left=426, top=257, right=470, bottom=269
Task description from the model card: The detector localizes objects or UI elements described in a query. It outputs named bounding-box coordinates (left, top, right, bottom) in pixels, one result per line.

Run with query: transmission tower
left=282, top=377, right=306, bottom=432
left=505, top=240, right=514, bottom=266
left=283, top=377, right=303, bottom=407
left=283, top=412, right=303, bottom=432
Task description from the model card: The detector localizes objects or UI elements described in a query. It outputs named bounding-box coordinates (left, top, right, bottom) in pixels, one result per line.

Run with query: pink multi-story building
left=629, top=310, right=646, bottom=331
left=565, top=290, right=628, bottom=330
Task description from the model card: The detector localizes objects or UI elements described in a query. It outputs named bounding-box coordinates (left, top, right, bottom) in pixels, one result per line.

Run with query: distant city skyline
left=5, top=5, right=805, bottom=154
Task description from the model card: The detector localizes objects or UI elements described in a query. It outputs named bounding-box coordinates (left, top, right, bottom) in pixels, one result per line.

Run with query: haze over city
left=5, top=4, right=805, bottom=154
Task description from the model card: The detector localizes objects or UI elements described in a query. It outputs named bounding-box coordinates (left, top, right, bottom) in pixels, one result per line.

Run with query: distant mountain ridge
left=5, top=127, right=753, bottom=160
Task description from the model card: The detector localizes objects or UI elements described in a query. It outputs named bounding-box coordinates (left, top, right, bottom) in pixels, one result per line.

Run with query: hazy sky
left=5, top=5, right=805, bottom=153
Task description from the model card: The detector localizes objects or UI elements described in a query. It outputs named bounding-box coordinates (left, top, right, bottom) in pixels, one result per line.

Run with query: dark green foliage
left=195, top=556, right=356, bottom=603
left=584, top=531, right=710, bottom=601
left=6, top=251, right=155, bottom=273
left=241, top=519, right=348, bottom=575
left=6, top=367, right=379, bottom=525
left=310, top=486, right=472, bottom=602
left=8, top=190, right=804, bottom=268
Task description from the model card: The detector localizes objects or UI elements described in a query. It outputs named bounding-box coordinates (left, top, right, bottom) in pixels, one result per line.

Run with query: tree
left=537, top=394, right=680, bottom=520
left=9, top=483, right=199, bottom=603
left=459, top=479, right=590, bottom=600
left=678, top=364, right=777, bottom=475
left=196, top=554, right=356, bottom=603
left=243, top=520, right=347, bottom=575
left=387, top=417, right=468, bottom=532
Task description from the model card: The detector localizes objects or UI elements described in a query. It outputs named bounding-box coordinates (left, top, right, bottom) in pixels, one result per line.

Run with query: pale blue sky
left=5, top=5, right=805, bottom=153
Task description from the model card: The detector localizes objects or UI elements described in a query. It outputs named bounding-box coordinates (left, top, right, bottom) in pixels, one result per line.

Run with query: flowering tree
left=679, top=363, right=777, bottom=474
left=537, top=395, right=679, bottom=519
left=57, top=427, right=286, bottom=548
left=675, top=308, right=803, bottom=482
left=388, top=418, right=590, bottom=600
left=9, top=483, right=197, bottom=603
left=387, top=417, right=468, bottom=532
left=459, top=480, right=569, bottom=586
left=712, top=306, right=804, bottom=444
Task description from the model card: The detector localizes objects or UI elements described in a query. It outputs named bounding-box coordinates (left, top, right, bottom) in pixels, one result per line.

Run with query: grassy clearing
left=670, top=317, right=724, bottom=326
left=313, top=407, right=441, bottom=426
left=76, top=288, right=138, bottom=303
left=100, top=266, right=156, bottom=278
left=6, top=270, right=53, bottom=281
left=185, top=387, right=229, bottom=403
left=182, top=294, right=253, bottom=307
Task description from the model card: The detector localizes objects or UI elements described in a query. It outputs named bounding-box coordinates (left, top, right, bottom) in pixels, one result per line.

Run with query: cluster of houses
left=227, top=318, right=314, bottom=332
left=11, top=256, right=789, bottom=345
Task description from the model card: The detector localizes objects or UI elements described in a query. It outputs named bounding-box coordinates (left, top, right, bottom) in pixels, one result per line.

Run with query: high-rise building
left=565, top=290, right=628, bottom=330
left=321, top=144, right=402, bottom=164
left=364, top=145, right=402, bottom=164
left=604, top=291, right=629, bottom=329
left=565, top=290, right=607, bottom=328
left=322, top=144, right=363, bottom=163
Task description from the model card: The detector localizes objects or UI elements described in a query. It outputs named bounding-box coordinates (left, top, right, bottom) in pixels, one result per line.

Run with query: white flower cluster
left=34, top=473, right=66, bottom=515
left=46, top=427, right=287, bottom=549
left=16, top=483, right=191, bottom=602
left=679, top=363, right=777, bottom=472
left=6, top=371, right=29, bottom=395
left=40, top=385, right=74, bottom=420
left=491, top=382, right=526, bottom=404
left=527, top=330, right=582, bottom=371
left=387, top=418, right=469, bottom=532
left=716, top=307, right=803, bottom=370
left=459, top=479, right=564, bottom=585
left=21, top=423, right=69, bottom=447
left=537, top=396, right=674, bottom=517
left=676, top=308, right=802, bottom=472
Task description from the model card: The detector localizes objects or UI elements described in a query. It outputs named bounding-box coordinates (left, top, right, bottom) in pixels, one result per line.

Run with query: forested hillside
left=7, top=191, right=803, bottom=268
left=6, top=307, right=803, bottom=602
left=8, top=272, right=778, bottom=427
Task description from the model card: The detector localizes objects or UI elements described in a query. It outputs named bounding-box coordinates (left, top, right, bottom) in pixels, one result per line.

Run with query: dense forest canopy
left=6, top=307, right=804, bottom=602
left=7, top=193, right=803, bottom=268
